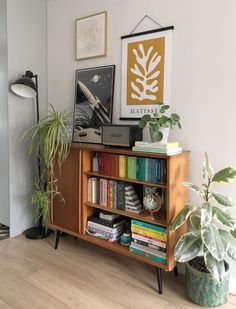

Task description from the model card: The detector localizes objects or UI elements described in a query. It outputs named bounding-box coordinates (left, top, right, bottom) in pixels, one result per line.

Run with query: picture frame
left=73, top=65, right=115, bottom=144
left=75, top=11, right=107, bottom=60
left=120, top=26, right=174, bottom=120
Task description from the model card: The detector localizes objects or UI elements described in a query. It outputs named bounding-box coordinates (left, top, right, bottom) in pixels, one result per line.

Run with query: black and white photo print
left=73, top=65, right=115, bottom=143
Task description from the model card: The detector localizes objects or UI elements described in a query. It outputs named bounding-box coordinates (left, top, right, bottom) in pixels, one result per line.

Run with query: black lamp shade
left=11, top=76, right=37, bottom=98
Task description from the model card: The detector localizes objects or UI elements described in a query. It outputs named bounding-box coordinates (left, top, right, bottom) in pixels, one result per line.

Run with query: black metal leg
left=156, top=267, right=163, bottom=294
left=174, top=265, right=178, bottom=277
left=74, top=236, right=78, bottom=240
left=54, top=230, right=60, bottom=249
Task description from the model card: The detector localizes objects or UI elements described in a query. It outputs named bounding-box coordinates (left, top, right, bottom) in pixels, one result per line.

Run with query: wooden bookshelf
left=50, top=144, right=189, bottom=287
left=85, top=202, right=167, bottom=227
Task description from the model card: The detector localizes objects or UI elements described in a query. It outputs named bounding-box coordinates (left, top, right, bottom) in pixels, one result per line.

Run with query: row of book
left=129, top=220, right=167, bottom=264
left=97, top=153, right=167, bottom=184
left=86, top=212, right=126, bottom=242
left=87, top=178, right=144, bottom=214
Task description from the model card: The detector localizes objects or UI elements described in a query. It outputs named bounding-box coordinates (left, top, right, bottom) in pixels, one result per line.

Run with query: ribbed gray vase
left=186, top=262, right=230, bottom=307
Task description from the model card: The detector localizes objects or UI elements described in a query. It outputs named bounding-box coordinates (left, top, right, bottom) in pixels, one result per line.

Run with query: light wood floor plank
left=0, top=235, right=235, bottom=309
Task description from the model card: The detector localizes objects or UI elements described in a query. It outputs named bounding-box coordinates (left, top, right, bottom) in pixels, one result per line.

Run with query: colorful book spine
left=130, top=241, right=167, bottom=258
left=132, top=220, right=167, bottom=233
left=131, top=225, right=167, bottom=241
left=129, top=246, right=166, bottom=264
left=127, top=156, right=137, bottom=179
left=132, top=232, right=166, bottom=248
left=119, top=155, right=127, bottom=178
left=132, top=238, right=166, bottom=253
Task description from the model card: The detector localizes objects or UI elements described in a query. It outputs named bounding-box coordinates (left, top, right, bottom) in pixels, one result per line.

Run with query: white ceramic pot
left=149, top=126, right=170, bottom=143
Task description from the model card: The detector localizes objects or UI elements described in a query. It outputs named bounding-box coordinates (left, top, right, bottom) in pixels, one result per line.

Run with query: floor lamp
left=11, top=70, right=47, bottom=239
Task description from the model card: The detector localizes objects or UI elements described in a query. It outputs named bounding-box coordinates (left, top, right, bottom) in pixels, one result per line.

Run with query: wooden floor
left=0, top=235, right=235, bottom=309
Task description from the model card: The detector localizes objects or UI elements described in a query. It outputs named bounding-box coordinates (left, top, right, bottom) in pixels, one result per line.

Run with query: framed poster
left=73, top=65, right=115, bottom=144
left=120, top=26, right=174, bottom=120
left=75, top=11, right=107, bottom=60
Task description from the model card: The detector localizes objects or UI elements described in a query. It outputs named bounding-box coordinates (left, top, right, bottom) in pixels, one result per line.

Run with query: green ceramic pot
left=186, top=261, right=230, bottom=307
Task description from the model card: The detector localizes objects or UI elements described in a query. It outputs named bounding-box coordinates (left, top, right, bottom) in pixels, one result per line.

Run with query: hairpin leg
left=54, top=230, right=60, bottom=249
left=156, top=267, right=163, bottom=294
left=174, top=265, right=178, bottom=277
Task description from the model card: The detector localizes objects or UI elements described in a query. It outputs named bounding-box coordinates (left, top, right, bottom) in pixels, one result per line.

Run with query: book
left=129, top=246, right=166, bottom=264
left=88, top=216, right=126, bottom=228
left=131, top=225, right=167, bottom=241
left=132, top=220, right=166, bottom=233
left=135, top=141, right=180, bottom=149
left=130, top=241, right=166, bottom=258
left=119, top=155, right=127, bottom=178
left=87, top=221, right=124, bottom=234
left=132, top=238, right=167, bottom=253
left=127, top=156, right=137, bottom=179
left=99, top=211, right=120, bottom=221
left=117, top=182, right=126, bottom=210
left=132, top=231, right=166, bottom=248
left=132, top=146, right=182, bottom=155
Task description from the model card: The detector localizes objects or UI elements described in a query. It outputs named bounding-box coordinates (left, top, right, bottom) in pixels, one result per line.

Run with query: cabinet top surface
left=70, top=143, right=190, bottom=159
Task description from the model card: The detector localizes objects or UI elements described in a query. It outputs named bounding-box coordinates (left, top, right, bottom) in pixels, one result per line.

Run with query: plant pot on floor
left=186, top=261, right=230, bottom=307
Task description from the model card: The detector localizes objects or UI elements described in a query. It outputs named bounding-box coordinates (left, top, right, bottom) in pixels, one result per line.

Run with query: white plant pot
left=149, top=127, right=170, bottom=143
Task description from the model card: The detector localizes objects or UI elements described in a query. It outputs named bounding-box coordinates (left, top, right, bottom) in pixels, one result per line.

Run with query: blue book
left=151, top=159, right=158, bottom=183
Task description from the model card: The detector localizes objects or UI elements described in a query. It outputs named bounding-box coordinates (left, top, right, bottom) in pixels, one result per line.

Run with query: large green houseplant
left=23, top=104, right=72, bottom=226
left=138, top=104, right=181, bottom=142
left=170, top=153, right=236, bottom=306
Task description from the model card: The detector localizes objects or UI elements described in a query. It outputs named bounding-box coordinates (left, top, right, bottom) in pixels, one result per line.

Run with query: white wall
left=7, top=0, right=47, bottom=236
left=47, top=0, right=236, bottom=294
left=0, top=0, right=10, bottom=226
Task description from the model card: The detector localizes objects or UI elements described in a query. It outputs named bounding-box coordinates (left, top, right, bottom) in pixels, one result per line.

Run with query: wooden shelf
left=85, top=171, right=167, bottom=188
left=79, top=234, right=169, bottom=270
left=85, top=202, right=167, bottom=227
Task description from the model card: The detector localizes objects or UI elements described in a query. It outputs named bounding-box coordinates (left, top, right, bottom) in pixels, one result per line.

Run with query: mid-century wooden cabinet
left=49, top=144, right=189, bottom=293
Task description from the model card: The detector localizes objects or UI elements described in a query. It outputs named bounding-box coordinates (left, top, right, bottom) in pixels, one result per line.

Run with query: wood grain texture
left=0, top=235, right=235, bottom=309
left=51, top=149, right=81, bottom=233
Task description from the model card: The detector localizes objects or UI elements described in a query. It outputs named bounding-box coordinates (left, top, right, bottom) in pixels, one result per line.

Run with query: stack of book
left=87, top=212, right=126, bottom=242
left=132, top=141, right=182, bottom=155
left=129, top=220, right=167, bottom=264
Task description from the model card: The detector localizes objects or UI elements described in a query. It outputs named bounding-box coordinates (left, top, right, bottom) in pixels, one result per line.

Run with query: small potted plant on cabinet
left=138, top=104, right=181, bottom=143
left=23, top=104, right=72, bottom=226
left=170, top=153, right=236, bottom=306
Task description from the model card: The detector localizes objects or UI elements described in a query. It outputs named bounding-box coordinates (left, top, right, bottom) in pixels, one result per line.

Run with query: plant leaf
left=204, top=251, right=225, bottom=281
left=170, top=204, right=197, bottom=231
left=212, top=206, right=236, bottom=227
left=203, top=152, right=214, bottom=179
left=201, top=202, right=212, bottom=226
left=174, top=232, right=202, bottom=262
left=220, top=234, right=236, bottom=261
left=202, top=224, right=224, bottom=261
left=212, top=167, right=236, bottom=183
left=182, top=182, right=203, bottom=195
left=190, top=215, right=201, bottom=230
left=212, top=192, right=234, bottom=207
left=230, top=228, right=236, bottom=238
left=159, top=105, right=169, bottom=113
left=171, top=113, right=180, bottom=122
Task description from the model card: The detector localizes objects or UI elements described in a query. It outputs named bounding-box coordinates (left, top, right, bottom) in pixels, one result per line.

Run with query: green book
left=127, top=156, right=137, bottom=179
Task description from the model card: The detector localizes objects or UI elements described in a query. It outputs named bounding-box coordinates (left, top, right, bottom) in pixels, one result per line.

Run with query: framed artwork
left=120, top=26, right=174, bottom=120
left=73, top=65, right=115, bottom=144
left=75, top=11, right=107, bottom=60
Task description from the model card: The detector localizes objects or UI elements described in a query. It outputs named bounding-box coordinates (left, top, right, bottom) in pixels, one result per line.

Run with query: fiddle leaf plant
left=138, top=104, right=181, bottom=142
left=170, top=153, right=236, bottom=281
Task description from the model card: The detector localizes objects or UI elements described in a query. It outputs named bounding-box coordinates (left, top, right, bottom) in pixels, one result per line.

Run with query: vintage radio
left=101, top=125, right=142, bottom=148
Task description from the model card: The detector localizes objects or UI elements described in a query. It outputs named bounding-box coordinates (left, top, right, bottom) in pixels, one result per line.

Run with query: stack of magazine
left=132, top=141, right=182, bottom=155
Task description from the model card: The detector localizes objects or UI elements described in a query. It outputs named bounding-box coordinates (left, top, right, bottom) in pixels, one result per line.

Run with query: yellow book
left=131, top=225, right=167, bottom=241
left=119, top=155, right=127, bottom=178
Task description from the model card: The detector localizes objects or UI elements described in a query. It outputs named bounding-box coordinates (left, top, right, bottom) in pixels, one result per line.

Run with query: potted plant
left=23, top=104, right=72, bottom=226
left=170, top=153, right=236, bottom=306
left=138, top=104, right=181, bottom=143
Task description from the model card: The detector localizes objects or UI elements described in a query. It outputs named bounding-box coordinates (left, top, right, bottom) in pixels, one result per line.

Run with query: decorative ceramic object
left=120, top=232, right=131, bottom=246
left=143, top=193, right=161, bottom=220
